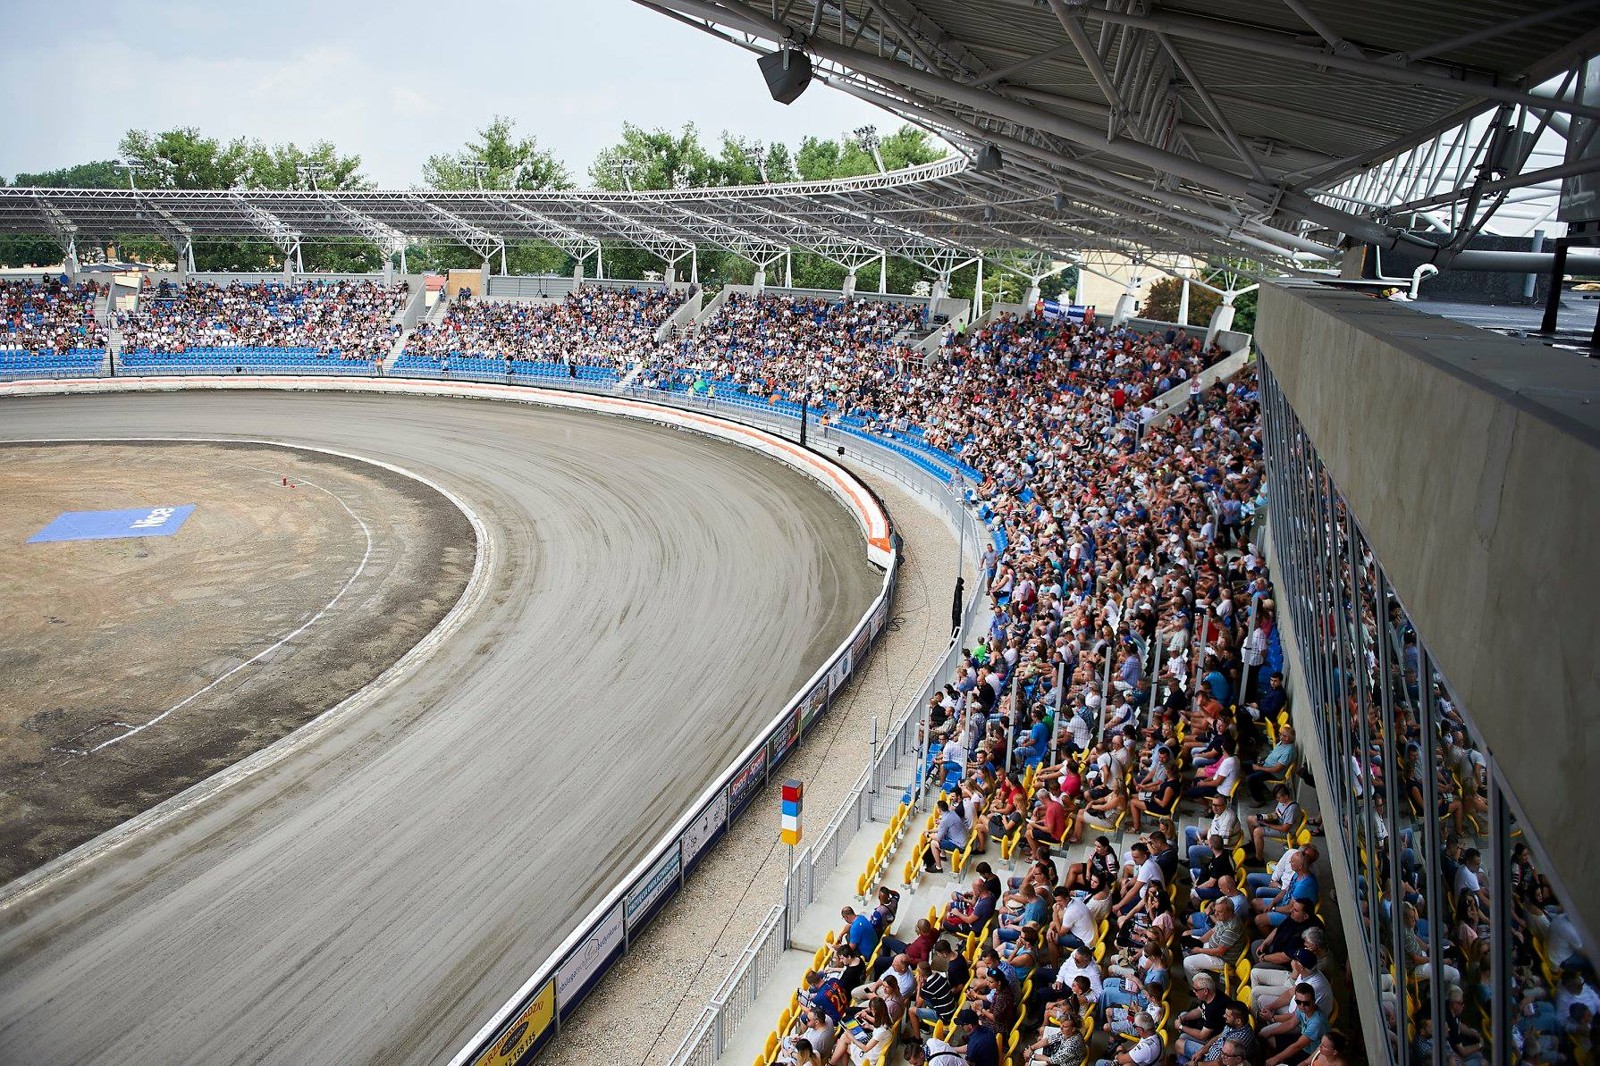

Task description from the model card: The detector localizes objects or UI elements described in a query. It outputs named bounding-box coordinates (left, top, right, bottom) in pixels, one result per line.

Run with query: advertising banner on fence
left=769, top=706, right=802, bottom=769
left=826, top=650, right=852, bottom=701
left=850, top=624, right=871, bottom=669
left=472, top=979, right=556, bottom=1066
left=625, top=849, right=682, bottom=935
left=556, top=904, right=625, bottom=1018
left=871, top=597, right=890, bottom=637
left=681, top=791, right=728, bottom=873
left=728, top=745, right=768, bottom=819
left=801, top=676, right=831, bottom=732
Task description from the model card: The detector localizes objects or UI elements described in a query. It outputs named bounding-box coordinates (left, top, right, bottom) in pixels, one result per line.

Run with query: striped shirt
left=920, top=969, right=957, bottom=1019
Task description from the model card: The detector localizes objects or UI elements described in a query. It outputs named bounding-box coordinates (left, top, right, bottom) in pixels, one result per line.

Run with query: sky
left=0, top=0, right=909, bottom=187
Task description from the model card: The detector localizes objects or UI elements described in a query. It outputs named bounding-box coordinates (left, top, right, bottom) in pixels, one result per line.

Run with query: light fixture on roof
left=1052, top=192, right=1069, bottom=211
left=972, top=144, right=1003, bottom=172
left=983, top=205, right=997, bottom=222
left=758, top=44, right=813, bottom=105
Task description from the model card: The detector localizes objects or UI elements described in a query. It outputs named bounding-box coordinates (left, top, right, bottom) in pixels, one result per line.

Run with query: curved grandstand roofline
left=7, top=2, right=1599, bottom=278
left=633, top=0, right=1600, bottom=271
left=0, top=155, right=1309, bottom=275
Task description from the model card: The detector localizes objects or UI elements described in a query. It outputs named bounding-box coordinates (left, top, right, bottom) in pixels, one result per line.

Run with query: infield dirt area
left=0, top=440, right=474, bottom=883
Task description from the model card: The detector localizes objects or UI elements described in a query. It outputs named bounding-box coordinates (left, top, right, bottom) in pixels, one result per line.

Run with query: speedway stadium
left=1, top=4, right=1599, bottom=1066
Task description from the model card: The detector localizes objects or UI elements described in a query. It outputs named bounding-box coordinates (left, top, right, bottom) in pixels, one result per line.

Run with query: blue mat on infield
left=29, top=505, right=196, bottom=543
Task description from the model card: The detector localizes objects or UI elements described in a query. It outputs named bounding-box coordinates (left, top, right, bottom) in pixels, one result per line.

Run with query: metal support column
left=1539, top=237, right=1571, bottom=334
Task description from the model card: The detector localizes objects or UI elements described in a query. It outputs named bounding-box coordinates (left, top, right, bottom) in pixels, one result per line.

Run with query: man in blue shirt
left=841, top=906, right=880, bottom=959
left=952, top=1008, right=1000, bottom=1066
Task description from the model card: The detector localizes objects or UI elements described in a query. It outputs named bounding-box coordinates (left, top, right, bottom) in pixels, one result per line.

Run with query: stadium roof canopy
left=4, top=0, right=1599, bottom=278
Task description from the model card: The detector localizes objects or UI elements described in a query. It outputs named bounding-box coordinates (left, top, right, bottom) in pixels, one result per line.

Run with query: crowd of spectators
left=646, top=292, right=926, bottom=398
left=402, top=285, right=687, bottom=366
left=0, top=277, right=106, bottom=355
left=765, top=306, right=1589, bottom=1066
left=118, top=279, right=406, bottom=360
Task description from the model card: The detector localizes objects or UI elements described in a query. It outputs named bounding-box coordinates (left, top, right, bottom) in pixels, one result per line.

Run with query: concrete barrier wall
left=1255, top=282, right=1600, bottom=932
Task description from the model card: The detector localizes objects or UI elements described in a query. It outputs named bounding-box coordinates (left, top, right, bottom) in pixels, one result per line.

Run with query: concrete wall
left=1256, top=282, right=1600, bottom=937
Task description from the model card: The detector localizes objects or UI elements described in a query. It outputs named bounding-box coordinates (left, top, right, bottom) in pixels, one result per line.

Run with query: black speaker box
left=758, top=48, right=813, bottom=105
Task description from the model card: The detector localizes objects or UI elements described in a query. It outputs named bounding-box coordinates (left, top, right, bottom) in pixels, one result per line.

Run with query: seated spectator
left=1174, top=972, right=1230, bottom=1061
left=1259, top=982, right=1329, bottom=1065
left=780, top=1004, right=838, bottom=1064
left=830, top=995, right=891, bottom=1065
left=1091, top=1009, right=1162, bottom=1066
left=0, top=278, right=106, bottom=355
left=1248, top=783, right=1303, bottom=861
left=1181, top=898, right=1247, bottom=983
left=1023, top=1010, right=1087, bottom=1066
left=907, top=958, right=957, bottom=1040
left=120, top=279, right=406, bottom=360
left=1245, top=725, right=1298, bottom=805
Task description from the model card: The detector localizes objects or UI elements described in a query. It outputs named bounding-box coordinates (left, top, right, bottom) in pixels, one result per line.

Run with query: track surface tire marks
left=0, top=440, right=474, bottom=883
left=0, top=392, right=878, bottom=1066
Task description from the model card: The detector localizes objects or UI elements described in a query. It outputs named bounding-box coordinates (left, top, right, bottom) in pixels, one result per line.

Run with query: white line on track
left=0, top=435, right=492, bottom=913
left=86, top=468, right=376, bottom=754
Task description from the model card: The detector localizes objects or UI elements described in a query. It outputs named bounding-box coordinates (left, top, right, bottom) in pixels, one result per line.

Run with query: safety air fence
left=1, top=361, right=992, bottom=1066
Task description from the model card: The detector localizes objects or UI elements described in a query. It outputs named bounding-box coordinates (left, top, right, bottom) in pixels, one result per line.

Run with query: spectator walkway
left=538, top=463, right=971, bottom=1066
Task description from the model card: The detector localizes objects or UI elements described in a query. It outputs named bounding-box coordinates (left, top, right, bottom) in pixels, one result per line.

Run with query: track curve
left=0, top=390, right=880, bottom=1066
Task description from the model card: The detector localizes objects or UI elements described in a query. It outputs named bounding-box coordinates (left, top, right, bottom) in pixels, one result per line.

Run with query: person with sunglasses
left=1259, top=982, right=1328, bottom=1066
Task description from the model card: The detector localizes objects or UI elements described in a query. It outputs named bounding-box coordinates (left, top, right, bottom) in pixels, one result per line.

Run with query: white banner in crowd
left=1038, top=299, right=1090, bottom=323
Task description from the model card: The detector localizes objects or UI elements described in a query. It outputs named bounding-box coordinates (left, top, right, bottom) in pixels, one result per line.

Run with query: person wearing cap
left=1255, top=948, right=1332, bottom=1026
left=1092, top=1009, right=1163, bottom=1066
left=953, top=1006, right=1001, bottom=1066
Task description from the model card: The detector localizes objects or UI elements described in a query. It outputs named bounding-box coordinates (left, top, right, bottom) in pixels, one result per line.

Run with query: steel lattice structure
left=4, top=1, right=1599, bottom=280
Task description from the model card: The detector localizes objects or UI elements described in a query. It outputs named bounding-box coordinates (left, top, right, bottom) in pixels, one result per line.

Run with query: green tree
left=414, top=117, right=572, bottom=276
left=13, top=160, right=125, bottom=189
left=421, top=115, right=571, bottom=192
left=589, top=122, right=719, bottom=191
left=1141, top=275, right=1222, bottom=325
left=241, top=139, right=369, bottom=191
left=1038, top=266, right=1078, bottom=303
left=118, top=127, right=249, bottom=190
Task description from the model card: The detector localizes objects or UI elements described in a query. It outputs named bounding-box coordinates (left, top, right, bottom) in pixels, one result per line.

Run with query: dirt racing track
left=0, top=383, right=883, bottom=1066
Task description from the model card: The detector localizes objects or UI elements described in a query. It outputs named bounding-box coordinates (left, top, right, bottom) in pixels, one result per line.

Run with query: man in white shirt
left=1058, top=945, right=1105, bottom=999
left=1058, top=890, right=1097, bottom=950
left=1098, top=1011, right=1164, bottom=1065
left=1186, top=796, right=1242, bottom=878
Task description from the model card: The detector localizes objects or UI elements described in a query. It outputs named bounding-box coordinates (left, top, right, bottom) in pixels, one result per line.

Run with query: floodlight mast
left=616, top=158, right=641, bottom=193
left=114, top=160, right=145, bottom=190
left=297, top=163, right=328, bottom=191
left=854, top=126, right=886, bottom=173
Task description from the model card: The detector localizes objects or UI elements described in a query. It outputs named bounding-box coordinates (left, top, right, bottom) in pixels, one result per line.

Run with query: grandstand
left=115, top=278, right=406, bottom=373
left=0, top=278, right=106, bottom=378
left=0, top=2, right=1597, bottom=1065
